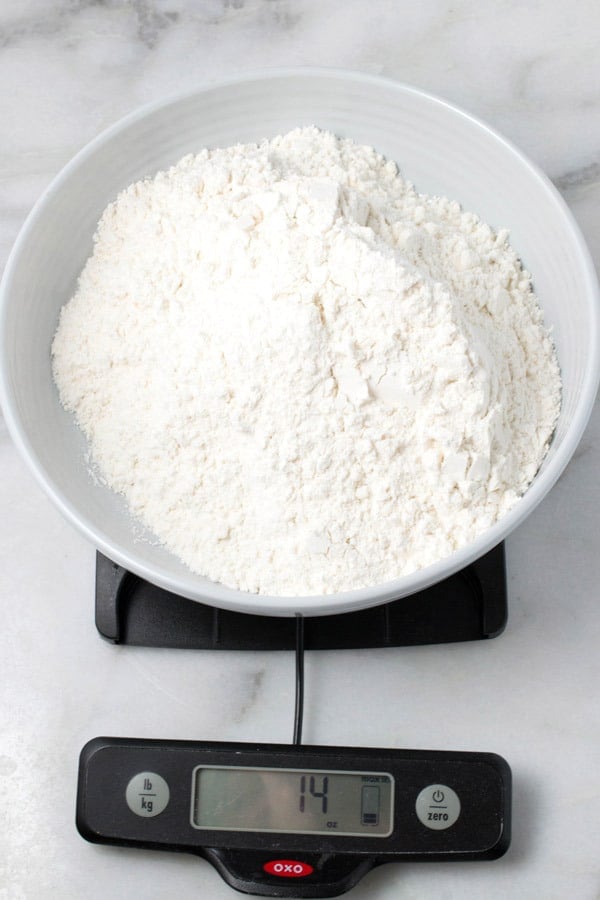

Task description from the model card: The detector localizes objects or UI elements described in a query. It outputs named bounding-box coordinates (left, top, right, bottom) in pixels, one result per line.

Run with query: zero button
left=415, top=783, right=461, bottom=830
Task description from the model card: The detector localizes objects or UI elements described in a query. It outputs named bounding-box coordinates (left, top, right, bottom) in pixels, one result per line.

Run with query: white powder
left=52, top=127, right=561, bottom=595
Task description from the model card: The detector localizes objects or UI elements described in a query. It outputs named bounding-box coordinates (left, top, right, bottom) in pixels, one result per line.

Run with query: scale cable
left=293, top=613, right=305, bottom=745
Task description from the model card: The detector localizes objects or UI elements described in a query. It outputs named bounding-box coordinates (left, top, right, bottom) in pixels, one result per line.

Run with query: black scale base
left=95, top=543, right=507, bottom=651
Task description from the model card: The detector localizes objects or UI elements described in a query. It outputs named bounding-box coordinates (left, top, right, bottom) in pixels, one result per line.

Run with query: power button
left=415, top=783, right=461, bottom=830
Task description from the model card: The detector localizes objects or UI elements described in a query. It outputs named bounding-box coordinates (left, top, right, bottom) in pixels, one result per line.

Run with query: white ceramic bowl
left=1, top=69, right=598, bottom=616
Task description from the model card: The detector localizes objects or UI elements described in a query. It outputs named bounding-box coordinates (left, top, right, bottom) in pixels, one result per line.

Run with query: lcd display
left=191, top=765, right=394, bottom=837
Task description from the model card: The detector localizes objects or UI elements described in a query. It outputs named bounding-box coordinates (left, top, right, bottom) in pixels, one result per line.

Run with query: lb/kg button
left=125, top=771, right=170, bottom=817
left=415, top=783, right=461, bottom=830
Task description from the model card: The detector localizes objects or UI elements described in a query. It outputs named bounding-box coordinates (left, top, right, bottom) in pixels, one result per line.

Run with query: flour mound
left=52, top=127, right=561, bottom=595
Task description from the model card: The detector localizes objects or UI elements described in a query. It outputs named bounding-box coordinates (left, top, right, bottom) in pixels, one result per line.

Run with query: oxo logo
left=263, top=859, right=314, bottom=878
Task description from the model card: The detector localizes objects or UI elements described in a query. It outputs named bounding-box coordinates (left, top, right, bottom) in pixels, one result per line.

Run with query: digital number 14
left=299, top=775, right=329, bottom=814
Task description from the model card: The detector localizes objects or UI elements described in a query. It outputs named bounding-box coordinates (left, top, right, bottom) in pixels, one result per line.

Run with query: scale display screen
left=191, top=765, right=394, bottom=837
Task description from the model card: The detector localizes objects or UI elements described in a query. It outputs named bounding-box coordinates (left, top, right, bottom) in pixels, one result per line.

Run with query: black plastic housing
left=95, top=543, right=507, bottom=650
left=77, top=737, right=511, bottom=898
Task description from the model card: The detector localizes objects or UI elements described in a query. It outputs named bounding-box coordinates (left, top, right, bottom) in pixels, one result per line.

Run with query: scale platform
left=95, top=543, right=507, bottom=650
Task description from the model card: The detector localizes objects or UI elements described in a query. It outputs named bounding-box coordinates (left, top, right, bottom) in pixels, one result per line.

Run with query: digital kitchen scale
left=77, top=543, right=511, bottom=897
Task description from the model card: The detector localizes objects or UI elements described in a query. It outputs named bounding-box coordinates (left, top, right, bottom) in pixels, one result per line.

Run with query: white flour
left=52, top=127, right=561, bottom=595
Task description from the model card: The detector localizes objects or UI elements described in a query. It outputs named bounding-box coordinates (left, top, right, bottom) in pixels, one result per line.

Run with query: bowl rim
left=1, top=67, right=599, bottom=616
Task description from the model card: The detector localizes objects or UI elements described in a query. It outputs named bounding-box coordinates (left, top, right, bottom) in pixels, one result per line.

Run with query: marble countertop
left=1, top=2, right=599, bottom=898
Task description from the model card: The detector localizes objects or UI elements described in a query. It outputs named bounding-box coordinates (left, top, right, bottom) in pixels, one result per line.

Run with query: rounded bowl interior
left=1, top=69, right=598, bottom=616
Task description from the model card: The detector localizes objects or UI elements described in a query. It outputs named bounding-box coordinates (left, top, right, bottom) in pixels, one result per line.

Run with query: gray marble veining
left=554, top=160, right=600, bottom=192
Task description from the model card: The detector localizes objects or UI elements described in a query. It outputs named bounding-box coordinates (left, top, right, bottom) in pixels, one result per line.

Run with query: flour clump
left=52, top=127, right=561, bottom=595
